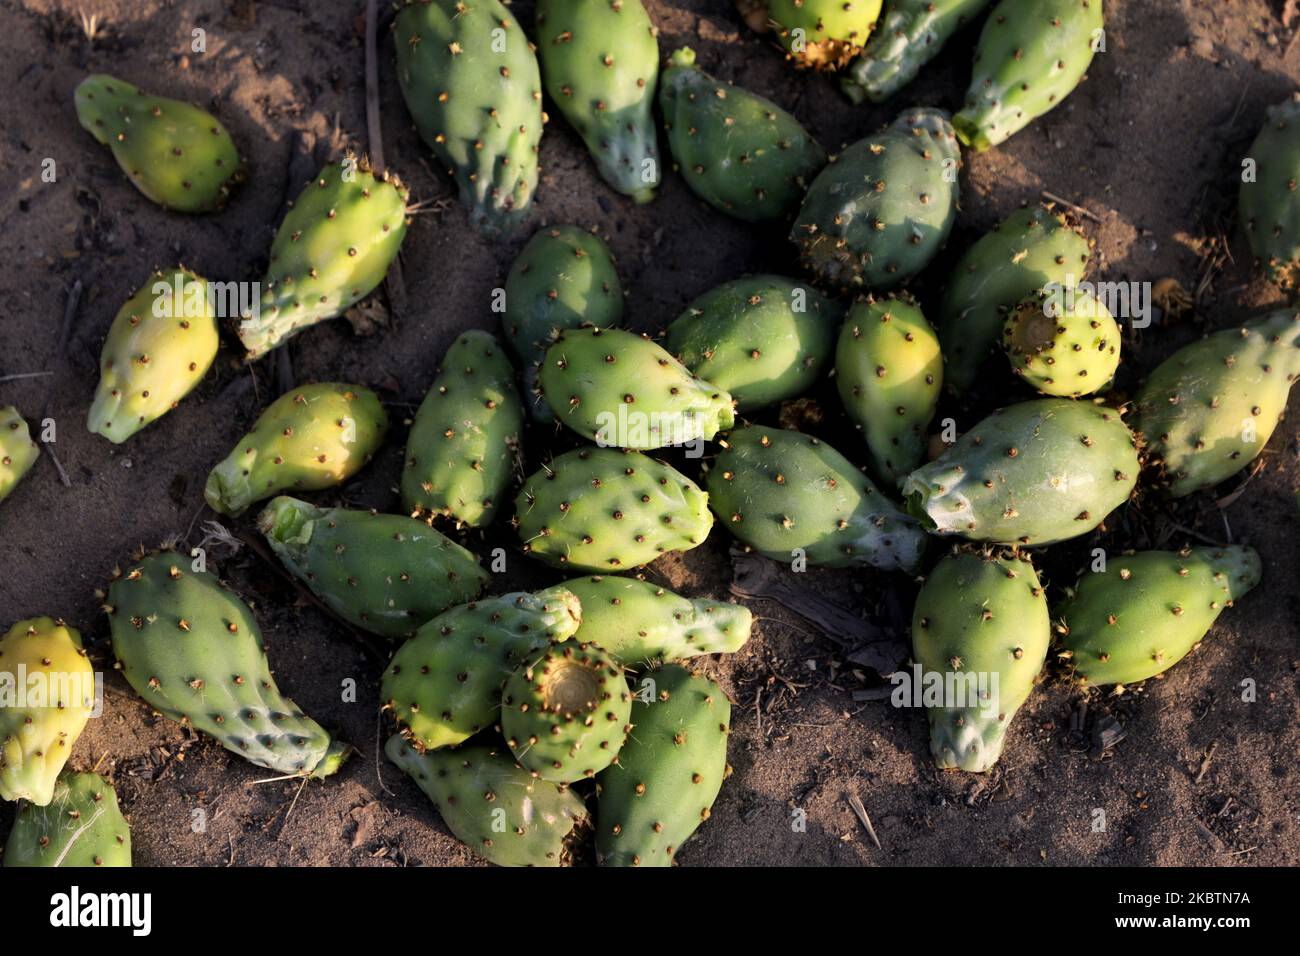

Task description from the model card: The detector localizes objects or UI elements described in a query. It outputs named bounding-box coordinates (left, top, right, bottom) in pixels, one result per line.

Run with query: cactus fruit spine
left=596, top=664, right=730, bottom=866
left=1133, top=310, right=1300, bottom=498
left=535, top=0, right=661, bottom=203
left=1057, top=546, right=1261, bottom=687
left=659, top=48, right=827, bottom=222
left=502, top=641, right=632, bottom=783
left=792, top=107, right=960, bottom=291
left=516, top=447, right=713, bottom=571
left=0, top=407, right=39, bottom=504
left=911, top=551, right=1050, bottom=772
left=1240, top=95, right=1300, bottom=290
left=394, top=0, right=543, bottom=235
left=238, top=159, right=409, bottom=359
left=87, top=269, right=220, bottom=443
left=902, top=399, right=1138, bottom=546
left=204, top=382, right=388, bottom=517
left=706, top=426, right=927, bottom=573
left=842, top=0, right=992, bottom=104
left=953, top=0, right=1104, bottom=152
left=386, top=737, right=588, bottom=866
left=0, top=619, right=95, bottom=805
left=835, top=296, right=942, bottom=486
left=382, top=588, right=582, bottom=750
left=74, top=74, right=243, bottom=213
left=1002, top=287, right=1120, bottom=397
left=4, top=772, right=131, bottom=867
left=939, top=205, right=1093, bottom=393
left=258, top=496, right=490, bottom=639
left=564, top=576, right=753, bottom=666
left=744, top=0, right=884, bottom=72
left=401, top=330, right=524, bottom=526
left=540, top=328, right=735, bottom=448
left=107, top=551, right=349, bottom=777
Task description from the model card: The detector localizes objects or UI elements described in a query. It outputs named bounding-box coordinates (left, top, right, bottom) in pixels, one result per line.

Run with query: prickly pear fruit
left=1240, top=95, right=1300, bottom=290
left=540, top=328, right=735, bottom=448
left=842, top=0, right=993, bottom=104
left=535, top=0, right=660, bottom=203
left=1057, top=546, right=1261, bottom=688
left=665, top=276, right=840, bottom=413
left=502, top=641, right=632, bottom=783
left=401, top=331, right=524, bottom=527
left=902, top=398, right=1138, bottom=546
left=564, top=576, right=753, bottom=666
left=659, top=48, right=827, bottom=222
left=1133, top=310, right=1300, bottom=498
left=835, top=295, right=942, bottom=486
left=385, top=737, right=588, bottom=866
left=257, top=496, right=490, bottom=639
left=706, top=426, right=927, bottom=572
left=792, top=107, right=960, bottom=291
left=939, top=205, right=1093, bottom=393
left=595, top=664, right=729, bottom=866
left=107, top=551, right=349, bottom=777
left=4, top=772, right=131, bottom=867
left=1002, top=287, right=1119, bottom=397
left=953, top=0, right=1104, bottom=152
left=515, top=447, right=713, bottom=571
left=382, top=587, right=582, bottom=750
left=237, top=159, right=409, bottom=359
left=743, top=0, right=884, bottom=71
left=204, top=382, right=388, bottom=517
left=394, top=0, right=543, bottom=235
left=0, top=619, right=95, bottom=805
left=0, top=407, right=39, bottom=505
left=87, top=269, right=220, bottom=443
left=73, top=73, right=243, bottom=213
left=911, top=551, right=1050, bottom=772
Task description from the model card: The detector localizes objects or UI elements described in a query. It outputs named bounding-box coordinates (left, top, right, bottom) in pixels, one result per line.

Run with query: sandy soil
left=0, top=0, right=1297, bottom=867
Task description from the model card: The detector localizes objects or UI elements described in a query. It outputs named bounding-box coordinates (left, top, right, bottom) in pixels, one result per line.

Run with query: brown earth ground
left=0, top=0, right=1297, bottom=867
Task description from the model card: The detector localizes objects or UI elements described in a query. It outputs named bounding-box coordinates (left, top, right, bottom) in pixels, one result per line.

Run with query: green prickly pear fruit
left=237, top=159, right=409, bottom=359
left=401, top=330, right=524, bottom=527
left=665, top=275, right=840, bottom=413
left=595, top=664, right=730, bottom=866
left=385, top=737, right=588, bottom=866
left=902, top=398, right=1139, bottom=546
left=1133, top=310, right=1300, bottom=498
left=394, top=0, right=543, bottom=236
left=706, top=426, right=928, bottom=572
left=515, top=447, right=713, bottom=571
left=73, top=73, right=243, bottom=213
left=1002, top=287, right=1120, bottom=397
left=540, top=328, right=735, bottom=448
left=4, top=772, right=131, bottom=867
left=659, top=47, right=827, bottom=222
left=1057, top=546, right=1261, bottom=688
left=744, top=0, right=884, bottom=72
left=87, top=269, right=220, bottom=443
left=107, top=551, right=349, bottom=778
left=0, top=407, right=39, bottom=505
left=0, top=619, right=95, bottom=805
left=257, top=496, right=490, bottom=639
left=563, top=576, right=753, bottom=666
left=842, top=0, right=992, bottom=104
left=939, top=205, right=1093, bottom=393
left=911, top=550, right=1050, bottom=772
left=502, top=641, right=632, bottom=783
left=792, top=107, right=960, bottom=291
left=1240, top=95, right=1300, bottom=290
left=835, top=295, right=943, bottom=486
left=382, top=587, right=582, bottom=751
left=204, top=382, right=388, bottom=517
left=953, top=0, right=1104, bottom=152
left=535, top=0, right=660, bottom=203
